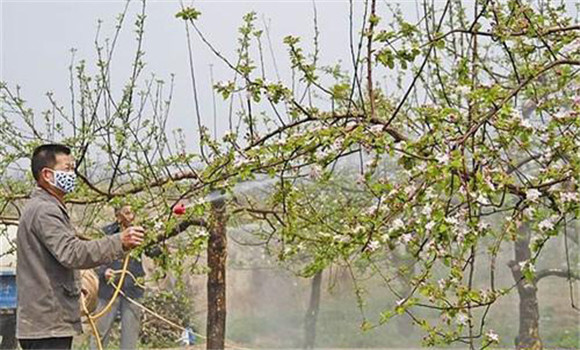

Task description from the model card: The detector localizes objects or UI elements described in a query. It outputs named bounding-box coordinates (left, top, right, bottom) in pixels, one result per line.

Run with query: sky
left=1, top=1, right=577, bottom=148
left=1, top=0, right=378, bottom=148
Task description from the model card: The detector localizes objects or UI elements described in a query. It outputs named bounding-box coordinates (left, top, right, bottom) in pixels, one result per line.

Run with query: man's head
left=115, top=205, right=135, bottom=228
left=31, top=144, right=76, bottom=195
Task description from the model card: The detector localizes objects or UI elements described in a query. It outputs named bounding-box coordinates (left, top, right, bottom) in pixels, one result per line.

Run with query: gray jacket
left=16, top=187, right=125, bottom=339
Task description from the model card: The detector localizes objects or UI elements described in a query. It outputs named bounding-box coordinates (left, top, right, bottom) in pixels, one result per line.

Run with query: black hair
left=114, top=204, right=131, bottom=215
left=31, top=144, right=71, bottom=181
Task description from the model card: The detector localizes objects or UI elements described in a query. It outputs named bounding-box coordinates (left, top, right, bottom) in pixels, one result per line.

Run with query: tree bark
left=207, top=197, right=227, bottom=350
left=510, top=225, right=542, bottom=350
left=303, top=270, right=323, bottom=350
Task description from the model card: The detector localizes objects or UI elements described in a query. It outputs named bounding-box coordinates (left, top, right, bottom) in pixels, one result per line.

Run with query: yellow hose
left=82, top=300, right=103, bottom=350
left=84, top=251, right=248, bottom=350
left=110, top=280, right=250, bottom=350
left=91, top=254, right=131, bottom=319
left=109, top=269, right=146, bottom=289
left=82, top=254, right=131, bottom=350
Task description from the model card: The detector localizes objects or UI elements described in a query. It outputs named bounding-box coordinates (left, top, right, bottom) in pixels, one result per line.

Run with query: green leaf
left=175, top=7, right=201, bottom=21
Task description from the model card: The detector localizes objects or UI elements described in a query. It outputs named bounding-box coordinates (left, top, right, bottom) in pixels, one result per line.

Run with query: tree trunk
left=303, top=270, right=323, bottom=349
left=509, top=225, right=542, bottom=350
left=207, top=197, right=227, bottom=350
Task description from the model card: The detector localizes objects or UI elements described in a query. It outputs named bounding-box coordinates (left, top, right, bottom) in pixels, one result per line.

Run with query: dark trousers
left=89, top=296, right=142, bottom=350
left=19, top=337, right=72, bottom=350
left=0, top=313, right=17, bottom=349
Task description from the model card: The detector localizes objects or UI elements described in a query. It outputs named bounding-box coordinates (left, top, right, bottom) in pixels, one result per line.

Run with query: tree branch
left=143, top=216, right=207, bottom=251
left=457, top=59, right=580, bottom=145
left=421, top=24, right=580, bottom=48
left=536, top=269, right=580, bottom=283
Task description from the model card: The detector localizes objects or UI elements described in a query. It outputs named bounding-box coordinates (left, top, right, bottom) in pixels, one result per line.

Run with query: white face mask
left=48, top=169, right=77, bottom=194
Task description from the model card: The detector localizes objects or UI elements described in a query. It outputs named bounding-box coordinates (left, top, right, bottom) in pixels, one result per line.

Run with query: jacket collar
left=31, top=186, right=68, bottom=214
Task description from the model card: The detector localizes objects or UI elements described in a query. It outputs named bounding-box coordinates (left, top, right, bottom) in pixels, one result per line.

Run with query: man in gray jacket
left=16, top=144, right=145, bottom=350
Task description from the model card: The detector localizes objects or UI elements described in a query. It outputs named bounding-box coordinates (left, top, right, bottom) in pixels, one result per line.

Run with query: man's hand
left=104, top=268, right=114, bottom=281
left=120, top=226, right=145, bottom=250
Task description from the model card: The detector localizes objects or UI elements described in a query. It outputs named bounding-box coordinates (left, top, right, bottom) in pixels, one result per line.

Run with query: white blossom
left=436, top=243, right=448, bottom=257
left=512, top=109, right=523, bottom=121
left=419, top=247, right=431, bottom=260
left=542, top=178, right=554, bottom=186
left=316, top=148, right=331, bottom=159
left=404, top=185, right=416, bottom=196
left=476, top=193, right=491, bottom=205
left=554, top=110, right=569, bottom=120
left=197, top=228, right=209, bottom=237
left=380, top=232, right=391, bottom=242
left=416, top=162, right=427, bottom=172
left=400, top=233, right=413, bottom=244
left=309, top=165, right=322, bottom=180
left=561, top=191, right=580, bottom=203
left=478, top=221, right=490, bottom=231
left=422, top=205, right=432, bottom=216
left=364, top=202, right=380, bottom=215
left=233, top=155, right=251, bottom=168
left=456, top=85, right=470, bottom=96
left=485, top=330, right=499, bottom=343
left=523, top=207, right=536, bottom=219
left=456, top=313, right=469, bottom=326
left=387, top=188, right=399, bottom=198
left=456, top=227, right=468, bottom=242
left=485, top=179, right=496, bottom=192
left=539, top=152, right=552, bottom=163
left=519, top=260, right=536, bottom=273
left=436, top=152, right=450, bottom=165
left=390, top=218, right=405, bottom=232
left=538, top=216, right=557, bottom=232
left=367, top=240, right=380, bottom=252
left=338, top=235, right=351, bottom=243
left=445, top=216, right=459, bottom=226
left=520, top=118, right=533, bottom=129
left=330, top=139, right=343, bottom=152
left=561, top=39, right=580, bottom=55
left=526, top=189, right=542, bottom=203
left=370, top=124, right=384, bottom=133
left=425, top=221, right=436, bottom=231
left=310, top=125, right=323, bottom=133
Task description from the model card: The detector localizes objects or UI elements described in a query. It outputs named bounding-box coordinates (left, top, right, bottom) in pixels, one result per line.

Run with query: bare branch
left=536, top=269, right=580, bottom=283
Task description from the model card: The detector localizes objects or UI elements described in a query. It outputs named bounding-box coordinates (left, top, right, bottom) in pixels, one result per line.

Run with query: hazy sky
left=1, top=0, right=378, bottom=146
left=1, top=1, right=577, bottom=148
